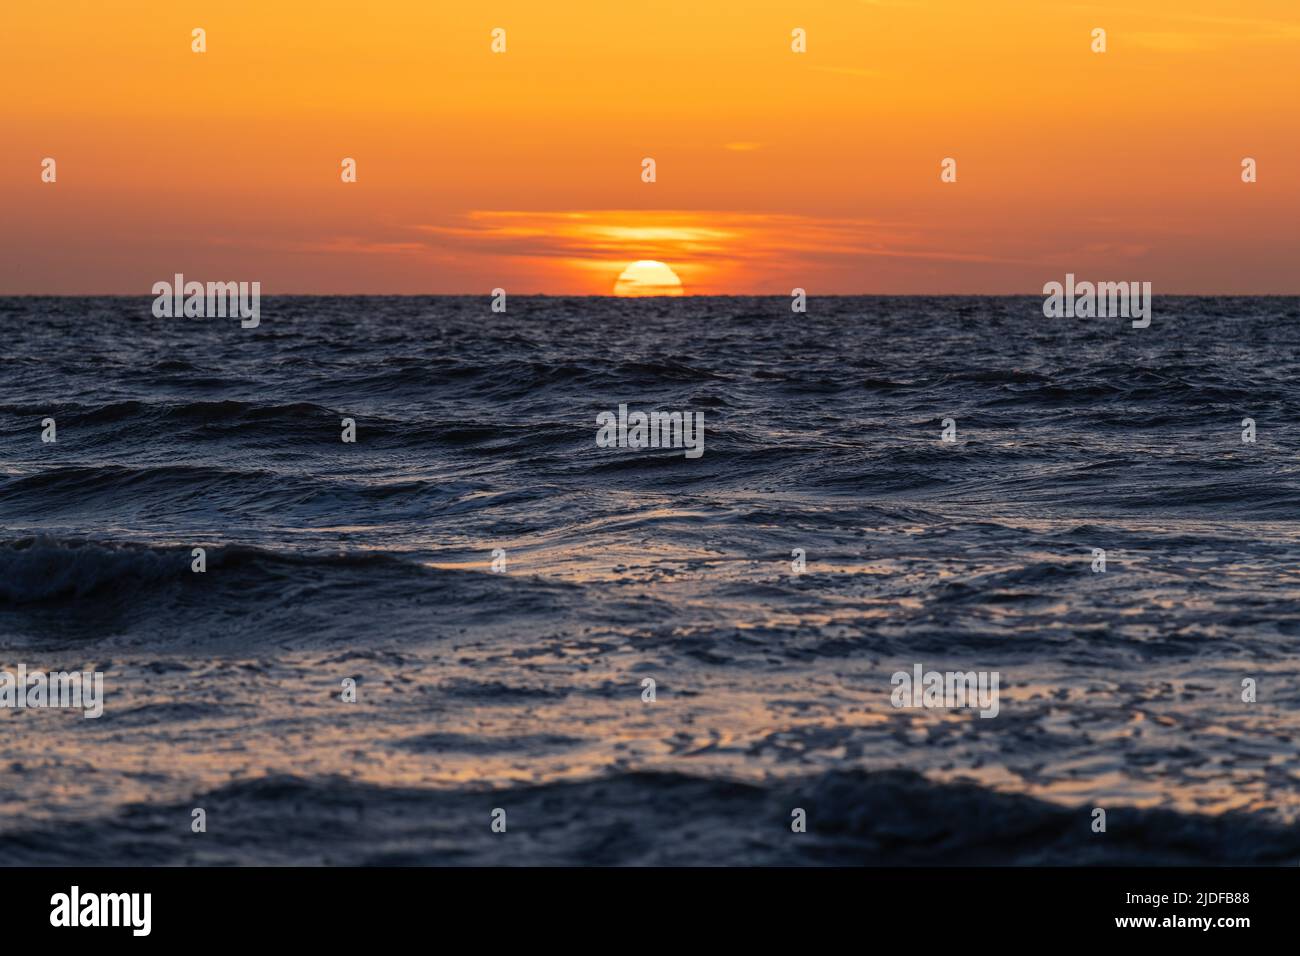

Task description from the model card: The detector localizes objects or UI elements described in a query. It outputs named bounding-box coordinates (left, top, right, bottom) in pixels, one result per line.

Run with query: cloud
left=1061, top=4, right=1300, bottom=42
left=368, top=209, right=1031, bottom=292
left=809, top=66, right=881, bottom=78
left=265, top=210, right=1041, bottom=292
left=405, top=210, right=1018, bottom=271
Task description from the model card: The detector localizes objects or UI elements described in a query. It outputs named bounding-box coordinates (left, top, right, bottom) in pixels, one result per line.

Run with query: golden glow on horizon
left=0, top=0, right=1297, bottom=294
left=613, top=260, right=684, bottom=297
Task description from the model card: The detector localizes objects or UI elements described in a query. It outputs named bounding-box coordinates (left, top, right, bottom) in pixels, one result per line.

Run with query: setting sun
left=613, top=260, right=684, bottom=297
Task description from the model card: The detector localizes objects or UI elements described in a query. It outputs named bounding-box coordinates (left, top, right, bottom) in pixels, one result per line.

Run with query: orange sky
left=2, top=0, right=1297, bottom=294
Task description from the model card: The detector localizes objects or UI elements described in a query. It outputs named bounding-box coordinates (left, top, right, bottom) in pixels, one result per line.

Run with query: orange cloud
left=396, top=210, right=1025, bottom=293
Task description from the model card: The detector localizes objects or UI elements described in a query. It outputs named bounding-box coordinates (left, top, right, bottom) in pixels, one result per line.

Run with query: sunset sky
left=2, top=0, right=1297, bottom=294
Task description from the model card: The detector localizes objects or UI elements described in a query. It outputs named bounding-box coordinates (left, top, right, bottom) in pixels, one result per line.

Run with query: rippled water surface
left=2, top=296, right=1298, bottom=864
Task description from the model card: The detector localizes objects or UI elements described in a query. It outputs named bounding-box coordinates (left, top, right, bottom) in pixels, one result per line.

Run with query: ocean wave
left=0, top=536, right=573, bottom=618
left=3, top=768, right=1296, bottom=866
left=0, top=537, right=186, bottom=604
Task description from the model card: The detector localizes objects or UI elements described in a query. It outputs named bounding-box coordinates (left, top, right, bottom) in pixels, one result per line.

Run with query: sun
left=613, top=260, right=684, bottom=297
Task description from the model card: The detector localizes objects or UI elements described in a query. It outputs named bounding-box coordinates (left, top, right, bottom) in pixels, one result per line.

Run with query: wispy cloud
left=1061, top=4, right=1300, bottom=42
left=809, top=66, right=881, bottom=79
left=391, top=209, right=1025, bottom=291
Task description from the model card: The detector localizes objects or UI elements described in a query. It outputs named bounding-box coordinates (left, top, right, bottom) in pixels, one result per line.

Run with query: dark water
left=2, top=295, right=1299, bottom=865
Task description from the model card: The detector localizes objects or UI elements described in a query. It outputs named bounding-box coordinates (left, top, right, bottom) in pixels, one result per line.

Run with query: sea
left=1, top=295, right=1298, bottom=865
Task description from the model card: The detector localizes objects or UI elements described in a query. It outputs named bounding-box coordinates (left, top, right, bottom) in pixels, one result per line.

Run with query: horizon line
left=4, top=292, right=1299, bottom=299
